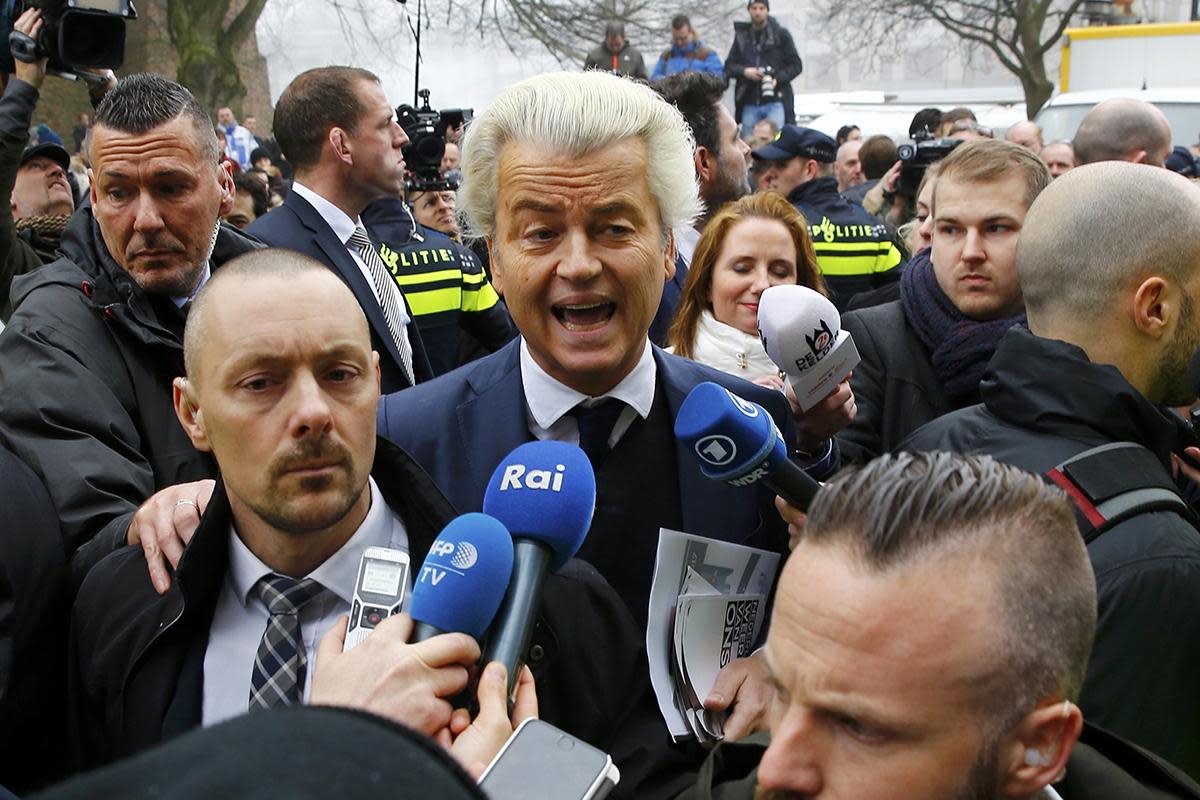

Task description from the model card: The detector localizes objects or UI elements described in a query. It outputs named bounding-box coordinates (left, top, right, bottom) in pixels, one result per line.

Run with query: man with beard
left=0, top=73, right=261, bottom=584
left=651, top=71, right=751, bottom=344
left=66, top=250, right=526, bottom=772
left=904, top=161, right=1200, bottom=780
left=686, top=452, right=1200, bottom=799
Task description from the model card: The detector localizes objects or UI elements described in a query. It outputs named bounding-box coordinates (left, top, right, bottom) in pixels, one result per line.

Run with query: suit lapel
left=658, top=349, right=752, bottom=539
left=455, top=340, right=530, bottom=509
left=284, top=193, right=410, bottom=384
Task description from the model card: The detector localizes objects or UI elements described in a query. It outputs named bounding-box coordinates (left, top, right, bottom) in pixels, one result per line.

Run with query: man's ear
left=998, top=700, right=1082, bottom=798
left=1131, top=275, right=1172, bottom=340
left=694, top=146, right=713, bottom=183
left=9, top=191, right=21, bottom=218
left=173, top=377, right=212, bottom=453
left=217, top=160, right=235, bottom=217
left=663, top=228, right=677, bottom=283
left=329, top=127, right=353, bottom=166
left=486, top=237, right=505, bottom=295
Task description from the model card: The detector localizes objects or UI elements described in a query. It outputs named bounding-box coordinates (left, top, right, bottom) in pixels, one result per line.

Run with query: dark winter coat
left=904, top=327, right=1200, bottom=780
left=836, top=299, right=959, bottom=463
left=0, top=206, right=262, bottom=585
left=724, top=17, right=803, bottom=125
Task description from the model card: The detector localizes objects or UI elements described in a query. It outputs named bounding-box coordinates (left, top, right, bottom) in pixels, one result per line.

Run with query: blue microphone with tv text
left=481, top=441, right=596, bottom=697
left=674, top=381, right=820, bottom=510
left=410, top=513, right=515, bottom=643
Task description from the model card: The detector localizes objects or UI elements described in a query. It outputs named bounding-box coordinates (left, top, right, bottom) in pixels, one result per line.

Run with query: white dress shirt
left=171, top=263, right=210, bottom=309
left=290, top=181, right=414, bottom=338
left=673, top=225, right=701, bottom=270
left=201, top=478, right=410, bottom=726
left=519, top=337, right=657, bottom=448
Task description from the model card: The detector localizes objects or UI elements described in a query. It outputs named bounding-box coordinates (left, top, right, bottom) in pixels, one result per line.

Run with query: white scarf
left=688, top=310, right=782, bottom=380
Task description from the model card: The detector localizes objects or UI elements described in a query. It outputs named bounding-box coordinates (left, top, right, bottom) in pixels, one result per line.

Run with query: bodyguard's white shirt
left=201, top=478, right=410, bottom=726
left=290, top=181, right=414, bottom=337
left=520, top=338, right=656, bottom=449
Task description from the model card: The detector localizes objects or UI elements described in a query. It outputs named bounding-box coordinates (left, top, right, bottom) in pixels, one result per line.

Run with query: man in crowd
left=583, top=20, right=648, bottom=80
left=0, top=8, right=75, bottom=319
left=724, top=0, right=803, bottom=135
left=650, top=15, right=723, bottom=80
left=904, top=161, right=1200, bottom=778
left=366, top=188, right=515, bottom=376
left=834, top=138, right=864, bottom=193
left=753, top=124, right=904, bottom=309
left=248, top=66, right=433, bottom=393
left=439, top=140, right=460, bottom=176
left=1005, top=119, right=1044, bottom=154
left=650, top=71, right=751, bottom=343
left=1041, top=139, right=1076, bottom=178
left=1074, top=97, right=1172, bottom=167
left=216, top=105, right=256, bottom=170
left=67, top=250, right=529, bottom=772
left=692, top=452, right=1200, bottom=799
left=836, top=139, right=1050, bottom=462
left=377, top=71, right=847, bottom=799
left=0, top=73, right=260, bottom=583
left=841, top=133, right=898, bottom=208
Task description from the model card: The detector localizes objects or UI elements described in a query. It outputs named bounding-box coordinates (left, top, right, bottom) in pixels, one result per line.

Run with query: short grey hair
left=801, top=452, right=1096, bottom=732
left=456, top=71, right=702, bottom=240
left=93, top=73, right=221, bottom=165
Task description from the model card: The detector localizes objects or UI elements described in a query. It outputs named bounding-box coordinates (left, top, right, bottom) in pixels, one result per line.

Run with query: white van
left=1035, top=87, right=1200, bottom=145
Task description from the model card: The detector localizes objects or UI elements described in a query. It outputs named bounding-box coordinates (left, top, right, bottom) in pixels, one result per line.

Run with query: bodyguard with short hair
left=905, top=162, right=1200, bottom=779
left=0, top=72, right=261, bottom=582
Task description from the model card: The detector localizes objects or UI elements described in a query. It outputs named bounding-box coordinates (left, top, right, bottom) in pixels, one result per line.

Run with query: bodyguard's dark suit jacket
left=377, top=338, right=794, bottom=551
left=246, top=191, right=433, bottom=393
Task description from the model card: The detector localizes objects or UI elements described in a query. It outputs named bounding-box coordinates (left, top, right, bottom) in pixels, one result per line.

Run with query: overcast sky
left=257, top=1, right=566, bottom=115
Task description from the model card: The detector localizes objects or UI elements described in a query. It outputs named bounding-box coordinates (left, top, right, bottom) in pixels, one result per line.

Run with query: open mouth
left=553, top=301, right=616, bottom=332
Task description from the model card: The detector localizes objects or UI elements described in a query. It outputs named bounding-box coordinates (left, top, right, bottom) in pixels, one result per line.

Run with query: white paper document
left=646, top=529, right=780, bottom=741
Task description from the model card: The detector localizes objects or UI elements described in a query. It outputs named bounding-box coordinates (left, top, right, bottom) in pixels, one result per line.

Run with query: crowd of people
left=2, top=2, right=1200, bottom=798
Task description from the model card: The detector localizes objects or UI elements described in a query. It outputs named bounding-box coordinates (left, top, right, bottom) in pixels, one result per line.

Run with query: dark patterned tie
left=347, top=225, right=416, bottom=385
left=248, top=574, right=326, bottom=710
left=570, top=398, right=627, bottom=467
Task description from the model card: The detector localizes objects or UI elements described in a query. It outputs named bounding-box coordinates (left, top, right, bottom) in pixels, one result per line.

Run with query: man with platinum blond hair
left=379, top=70, right=845, bottom=799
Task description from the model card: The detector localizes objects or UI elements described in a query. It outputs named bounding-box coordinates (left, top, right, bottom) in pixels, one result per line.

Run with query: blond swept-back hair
left=668, top=192, right=826, bottom=358
left=932, top=138, right=1051, bottom=213
left=456, top=71, right=702, bottom=240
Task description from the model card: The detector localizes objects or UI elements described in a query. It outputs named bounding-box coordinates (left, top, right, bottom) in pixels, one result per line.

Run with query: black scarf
left=899, top=248, right=1026, bottom=403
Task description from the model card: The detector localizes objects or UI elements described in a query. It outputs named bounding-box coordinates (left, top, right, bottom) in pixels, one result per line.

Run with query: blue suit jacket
left=377, top=338, right=793, bottom=550
left=246, top=191, right=433, bottom=393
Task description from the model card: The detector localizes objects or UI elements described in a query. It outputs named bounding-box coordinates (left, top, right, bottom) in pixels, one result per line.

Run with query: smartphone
left=343, top=546, right=410, bottom=652
left=479, top=719, right=619, bottom=800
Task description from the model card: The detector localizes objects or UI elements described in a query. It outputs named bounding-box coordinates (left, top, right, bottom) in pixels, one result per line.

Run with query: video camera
left=397, top=89, right=473, bottom=194
left=895, top=128, right=962, bottom=200
left=2, top=0, right=136, bottom=80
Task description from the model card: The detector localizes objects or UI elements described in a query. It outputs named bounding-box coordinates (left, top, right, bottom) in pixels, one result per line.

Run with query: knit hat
left=34, top=123, right=64, bottom=147
left=748, top=0, right=769, bottom=8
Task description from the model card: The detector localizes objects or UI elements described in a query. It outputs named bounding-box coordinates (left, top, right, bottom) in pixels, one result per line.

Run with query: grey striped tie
left=348, top=225, right=416, bottom=385
left=248, top=574, right=326, bottom=710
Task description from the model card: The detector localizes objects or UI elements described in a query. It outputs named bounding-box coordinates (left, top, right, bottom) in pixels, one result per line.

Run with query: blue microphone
left=674, top=381, right=820, bottom=509
left=410, top=513, right=515, bottom=642
left=481, top=441, right=596, bottom=697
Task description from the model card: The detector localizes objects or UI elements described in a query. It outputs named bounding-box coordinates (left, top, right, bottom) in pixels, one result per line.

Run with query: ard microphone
left=410, top=513, right=515, bottom=643
left=675, top=381, right=821, bottom=510
left=758, top=284, right=860, bottom=411
left=481, top=441, right=596, bottom=697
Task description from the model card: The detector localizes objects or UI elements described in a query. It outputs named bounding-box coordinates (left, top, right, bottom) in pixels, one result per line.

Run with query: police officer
left=754, top=125, right=904, bottom=309
left=362, top=196, right=515, bottom=375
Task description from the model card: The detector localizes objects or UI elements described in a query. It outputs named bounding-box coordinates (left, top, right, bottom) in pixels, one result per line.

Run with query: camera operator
left=724, top=0, right=802, bottom=137
left=0, top=8, right=114, bottom=321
